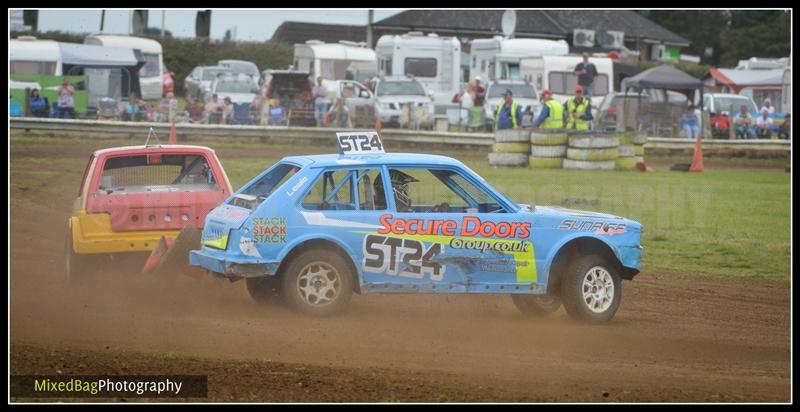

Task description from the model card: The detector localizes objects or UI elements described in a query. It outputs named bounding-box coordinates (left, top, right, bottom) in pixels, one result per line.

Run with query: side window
left=357, top=169, right=386, bottom=211
left=385, top=58, right=392, bottom=76
left=303, top=168, right=386, bottom=211
left=405, top=58, right=437, bottom=78
left=236, top=163, right=300, bottom=207
left=387, top=168, right=507, bottom=213
left=303, top=170, right=354, bottom=211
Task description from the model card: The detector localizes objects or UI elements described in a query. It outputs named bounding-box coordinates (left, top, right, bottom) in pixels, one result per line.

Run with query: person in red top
left=710, top=107, right=730, bottom=138
left=471, top=77, right=486, bottom=107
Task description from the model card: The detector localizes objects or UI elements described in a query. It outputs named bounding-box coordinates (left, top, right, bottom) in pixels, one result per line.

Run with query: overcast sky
left=28, top=9, right=405, bottom=42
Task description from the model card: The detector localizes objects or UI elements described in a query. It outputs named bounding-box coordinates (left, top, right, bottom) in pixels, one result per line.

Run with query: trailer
left=375, top=32, right=461, bottom=112
left=84, top=34, right=164, bottom=99
left=520, top=55, right=614, bottom=110
left=294, top=40, right=376, bottom=97
left=470, top=36, right=569, bottom=82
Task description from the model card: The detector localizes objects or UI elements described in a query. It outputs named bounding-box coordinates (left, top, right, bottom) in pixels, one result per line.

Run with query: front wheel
left=560, top=255, right=622, bottom=323
left=511, top=294, right=562, bottom=316
left=281, top=249, right=354, bottom=316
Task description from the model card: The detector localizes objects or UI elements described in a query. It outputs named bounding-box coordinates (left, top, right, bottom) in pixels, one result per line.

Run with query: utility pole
left=367, top=10, right=374, bottom=48
left=161, top=10, right=166, bottom=38
left=100, top=10, right=105, bottom=32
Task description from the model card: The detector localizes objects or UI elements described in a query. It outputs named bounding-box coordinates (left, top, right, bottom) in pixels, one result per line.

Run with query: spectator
left=57, top=77, right=76, bottom=119
left=564, top=85, right=592, bottom=130
left=574, top=53, right=598, bottom=98
left=268, top=96, right=287, bottom=125
left=184, top=93, right=205, bottom=123
left=222, top=97, right=235, bottom=124
left=778, top=113, right=790, bottom=139
left=494, top=89, right=523, bottom=130
left=680, top=103, right=701, bottom=139
left=120, top=92, right=147, bottom=122
left=29, top=88, right=49, bottom=117
left=471, top=77, right=486, bottom=107
left=734, top=105, right=755, bottom=139
left=10, top=93, right=23, bottom=118
left=327, top=94, right=351, bottom=128
left=313, top=76, right=329, bottom=127
left=755, top=110, right=774, bottom=139
left=710, top=107, right=730, bottom=138
left=452, top=83, right=474, bottom=109
left=157, top=92, right=178, bottom=123
left=204, top=94, right=223, bottom=124
left=533, top=89, right=564, bottom=129
left=760, top=98, right=775, bottom=115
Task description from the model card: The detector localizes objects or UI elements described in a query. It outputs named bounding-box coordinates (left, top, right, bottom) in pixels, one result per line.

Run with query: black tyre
left=281, top=249, right=354, bottom=316
left=560, top=254, right=622, bottom=323
left=511, top=294, right=562, bottom=316
left=246, top=276, right=283, bottom=305
left=65, top=231, right=92, bottom=281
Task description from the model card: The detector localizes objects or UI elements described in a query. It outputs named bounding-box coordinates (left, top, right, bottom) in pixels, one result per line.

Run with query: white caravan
left=293, top=40, right=376, bottom=96
left=520, top=55, right=614, bottom=110
left=470, top=36, right=569, bottom=81
left=84, top=34, right=164, bottom=99
left=9, top=37, right=63, bottom=75
left=375, top=32, right=461, bottom=110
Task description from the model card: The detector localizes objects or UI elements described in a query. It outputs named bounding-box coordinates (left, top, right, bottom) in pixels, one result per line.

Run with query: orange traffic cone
left=689, top=135, right=704, bottom=172
left=168, top=122, right=177, bottom=144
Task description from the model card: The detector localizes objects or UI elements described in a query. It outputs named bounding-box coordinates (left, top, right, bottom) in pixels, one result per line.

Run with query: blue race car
left=190, top=132, right=643, bottom=323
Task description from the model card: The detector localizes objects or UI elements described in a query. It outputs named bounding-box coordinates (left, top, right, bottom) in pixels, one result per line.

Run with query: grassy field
left=10, top=131, right=791, bottom=280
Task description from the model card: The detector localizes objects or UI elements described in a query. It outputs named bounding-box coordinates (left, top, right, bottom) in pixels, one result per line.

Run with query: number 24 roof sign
left=336, top=131, right=385, bottom=155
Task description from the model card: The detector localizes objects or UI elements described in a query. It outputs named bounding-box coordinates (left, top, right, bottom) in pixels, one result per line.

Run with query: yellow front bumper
left=69, top=211, right=179, bottom=254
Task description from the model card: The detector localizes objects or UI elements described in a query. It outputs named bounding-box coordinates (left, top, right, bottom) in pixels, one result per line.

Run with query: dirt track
left=9, top=138, right=792, bottom=402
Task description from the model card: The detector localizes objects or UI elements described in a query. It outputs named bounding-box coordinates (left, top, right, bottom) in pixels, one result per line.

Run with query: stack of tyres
left=632, top=132, right=647, bottom=165
left=529, top=129, right=567, bottom=169
left=564, top=131, right=619, bottom=170
left=488, top=129, right=530, bottom=167
left=615, top=131, right=637, bottom=170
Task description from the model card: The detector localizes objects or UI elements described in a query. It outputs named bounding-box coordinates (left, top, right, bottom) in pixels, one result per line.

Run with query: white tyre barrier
left=566, top=147, right=620, bottom=161
left=530, top=144, right=567, bottom=158
left=494, top=129, right=531, bottom=143
left=488, top=152, right=529, bottom=167
left=563, top=159, right=616, bottom=170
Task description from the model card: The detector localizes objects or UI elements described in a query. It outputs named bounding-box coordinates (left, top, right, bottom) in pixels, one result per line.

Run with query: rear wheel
left=246, top=276, right=282, bottom=305
left=281, top=249, right=354, bottom=316
left=511, top=294, right=562, bottom=316
left=560, top=254, right=622, bottom=323
left=65, top=232, right=92, bottom=281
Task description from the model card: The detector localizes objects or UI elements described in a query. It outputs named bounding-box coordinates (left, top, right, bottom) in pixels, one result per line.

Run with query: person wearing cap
left=564, top=85, right=593, bottom=130
left=472, top=76, right=486, bottom=107
left=532, top=88, right=564, bottom=129
left=495, top=89, right=523, bottom=130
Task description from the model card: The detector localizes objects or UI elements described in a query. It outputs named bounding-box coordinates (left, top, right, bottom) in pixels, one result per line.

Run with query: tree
left=640, top=10, right=729, bottom=65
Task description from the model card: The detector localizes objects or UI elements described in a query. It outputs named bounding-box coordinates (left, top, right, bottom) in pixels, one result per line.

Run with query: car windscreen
left=376, top=81, right=425, bottom=97
left=222, top=62, right=258, bottom=75
left=215, top=79, right=258, bottom=93
left=99, top=154, right=218, bottom=193
left=488, top=84, right=537, bottom=99
left=714, top=97, right=757, bottom=113
left=202, top=69, right=232, bottom=81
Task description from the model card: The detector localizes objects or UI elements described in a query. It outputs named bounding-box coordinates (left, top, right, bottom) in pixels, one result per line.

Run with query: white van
left=470, top=36, right=569, bottom=82
left=294, top=40, right=376, bottom=95
left=375, top=32, right=461, bottom=110
left=520, top=55, right=614, bottom=110
left=9, top=37, right=62, bottom=75
left=84, top=34, right=164, bottom=99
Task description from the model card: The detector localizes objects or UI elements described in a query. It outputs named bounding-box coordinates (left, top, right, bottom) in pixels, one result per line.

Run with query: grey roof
left=59, top=43, right=144, bottom=67
left=622, top=65, right=702, bottom=91
left=271, top=21, right=366, bottom=44
left=375, top=10, right=689, bottom=46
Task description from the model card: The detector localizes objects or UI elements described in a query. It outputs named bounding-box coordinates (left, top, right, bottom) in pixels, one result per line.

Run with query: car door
left=358, top=166, right=539, bottom=293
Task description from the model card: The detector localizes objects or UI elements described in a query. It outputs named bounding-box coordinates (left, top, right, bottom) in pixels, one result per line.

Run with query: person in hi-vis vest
left=564, top=85, right=593, bottom=131
left=532, top=88, right=564, bottom=129
left=495, top=89, right=523, bottom=130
